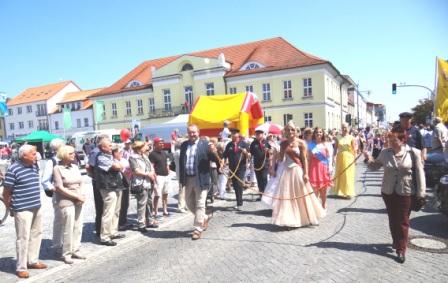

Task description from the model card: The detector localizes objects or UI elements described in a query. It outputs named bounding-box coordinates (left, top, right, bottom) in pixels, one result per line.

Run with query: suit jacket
left=179, top=139, right=218, bottom=190
left=367, top=145, right=425, bottom=197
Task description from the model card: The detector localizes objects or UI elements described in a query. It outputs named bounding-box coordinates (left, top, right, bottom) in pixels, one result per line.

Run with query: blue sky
left=0, top=0, right=447, bottom=121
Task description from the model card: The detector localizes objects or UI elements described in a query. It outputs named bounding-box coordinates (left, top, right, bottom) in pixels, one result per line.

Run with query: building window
left=17, top=107, right=22, bottom=114
left=229, top=87, right=237, bottom=94
left=304, top=78, right=312, bottom=97
left=243, top=62, right=261, bottom=70
left=76, top=118, right=81, bottom=128
left=77, top=102, right=81, bottom=110
left=36, top=104, right=47, bottom=116
left=206, top=83, right=214, bottom=96
left=262, top=83, right=271, bottom=101
left=149, top=97, right=155, bottom=113
left=245, top=85, right=253, bottom=93
left=137, top=99, right=143, bottom=115
left=184, top=86, right=193, bottom=112
left=181, top=63, right=193, bottom=71
left=19, top=122, right=24, bottom=129
left=264, top=116, right=272, bottom=122
left=28, top=120, right=33, bottom=128
left=38, top=119, right=48, bottom=130
left=127, top=80, right=142, bottom=88
left=71, top=103, right=76, bottom=111
left=55, top=121, right=59, bottom=130
left=8, top=109, right=12, bottom=116
left=283, top=80, right=292, bottom=99
left=84, top=118, right=89, bottom=127
left=27, top=105, right=32, bottom=113
left=9, top=123, right=14, bottom=130
left=163, top=89, right=172, bottom=111
left=111, top=103, right=117, bottom=118
left=283, top=114, right=293, bottom=126
left=304, top=112, right=313, bottom=128
left=125, top=101, right=132, bottom=116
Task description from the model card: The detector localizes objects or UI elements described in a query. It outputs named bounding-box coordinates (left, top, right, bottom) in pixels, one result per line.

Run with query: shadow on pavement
left=356, top=194, right=382, bottom=198
left=0, top=257, right=16, bottom=275
left=236, top=209, right=272, bottom=218
left=144, top=229, right=191, bottom=239
left=410, top=214, right=448, bottom=239
left=337, top=207, right=387, bottom=214
left=38, top=239, right=60, bottom=260
left=307, top=241, right=396, bottom=260
left=230, top=222, right=304, bottom=232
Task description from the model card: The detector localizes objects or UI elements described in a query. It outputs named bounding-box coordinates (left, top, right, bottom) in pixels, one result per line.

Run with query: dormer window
left=181, top=63, right=194, bottom=71
left=127, top=80, right=142, bottom=88
left=240, top=61, right=264, bottom=71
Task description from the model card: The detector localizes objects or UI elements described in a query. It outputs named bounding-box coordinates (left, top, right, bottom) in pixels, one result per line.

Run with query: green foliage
left=411, top=99, right=433, bottom=125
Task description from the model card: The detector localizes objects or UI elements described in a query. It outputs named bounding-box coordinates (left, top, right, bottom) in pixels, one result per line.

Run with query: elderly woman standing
left=364, top=127, right=426, bottom=263
left=129, top=141, right=157, bottom=232
left=53, top=145, right=86, bottom=264
left=333, top=122, right=357, bottom=198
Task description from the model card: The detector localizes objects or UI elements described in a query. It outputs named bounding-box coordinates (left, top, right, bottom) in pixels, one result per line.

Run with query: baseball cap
left=153, top=137, right=163, bottom=143
left=124, top=139, right=132, bottom=143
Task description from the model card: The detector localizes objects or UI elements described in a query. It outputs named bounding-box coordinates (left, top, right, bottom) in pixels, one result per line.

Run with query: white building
left=5, top=81, right=81, bottom=140
left=49, top=88, right=102, bottom=138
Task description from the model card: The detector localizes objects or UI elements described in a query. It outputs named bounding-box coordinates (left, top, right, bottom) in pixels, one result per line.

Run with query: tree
left=411, top=99, right=433, bottom=125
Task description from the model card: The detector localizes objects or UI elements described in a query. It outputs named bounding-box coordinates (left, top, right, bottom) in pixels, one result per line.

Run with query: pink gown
left=308, top=143, right=333, bottom=189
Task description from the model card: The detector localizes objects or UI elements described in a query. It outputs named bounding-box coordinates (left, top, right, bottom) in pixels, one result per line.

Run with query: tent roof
left=15, top=131, right=62, bottom=143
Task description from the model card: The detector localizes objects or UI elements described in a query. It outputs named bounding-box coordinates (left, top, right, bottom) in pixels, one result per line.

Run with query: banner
left=95, top=101, right=105, bottom=122
left=435, top=58, right=448, bottom=122
left=63, top=107, right=72, bottom=129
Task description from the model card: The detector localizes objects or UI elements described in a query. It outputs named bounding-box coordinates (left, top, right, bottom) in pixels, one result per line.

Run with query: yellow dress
left=334, top=135, right=356, bottom=197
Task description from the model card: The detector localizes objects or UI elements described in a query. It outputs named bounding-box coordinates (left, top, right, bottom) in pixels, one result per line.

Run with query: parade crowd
left=2, top=112, right=447, bottom=278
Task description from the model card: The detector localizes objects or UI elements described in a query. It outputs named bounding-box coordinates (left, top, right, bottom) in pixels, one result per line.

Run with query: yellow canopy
left=189, top=92, right=264, bottom=137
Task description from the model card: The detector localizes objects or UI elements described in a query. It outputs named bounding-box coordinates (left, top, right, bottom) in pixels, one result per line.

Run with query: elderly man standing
left=179, top=124, right=219, bottom=240
left=2, top=144, right=47, bottom=278
left=399, top=112, right=426, bottom=160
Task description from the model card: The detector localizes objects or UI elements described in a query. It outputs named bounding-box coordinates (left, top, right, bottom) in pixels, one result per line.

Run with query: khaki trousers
left=178, top=185, right=187, bottom=210
left=52, top=194, right=62, bottom=249
left=14, top=207, right=42, bottom=272
left=185, top=176, right=208, bottom=231
left=60, top=205, right=83, bottom=257
left=100, top=190, right=122, bottom=241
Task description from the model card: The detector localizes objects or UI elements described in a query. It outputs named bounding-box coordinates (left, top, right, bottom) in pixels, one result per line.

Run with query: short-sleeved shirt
left=4, top=161, right=41, bottom=212
left=97, top=152, right=114, bottom=172
left=149, top=150, right=169, bottom=176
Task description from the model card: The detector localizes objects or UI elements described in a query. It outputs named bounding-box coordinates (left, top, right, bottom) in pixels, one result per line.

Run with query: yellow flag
left=435, top=58, right=448, bottom=122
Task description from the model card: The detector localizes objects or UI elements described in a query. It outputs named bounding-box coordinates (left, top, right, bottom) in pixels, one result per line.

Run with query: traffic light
left=392, top=83, right=397, bottom=95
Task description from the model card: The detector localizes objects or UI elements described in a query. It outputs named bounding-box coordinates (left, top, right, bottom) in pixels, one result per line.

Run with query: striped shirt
left=185, top=140, right=198, bottom=176
left=4, top=161, right=41, bottom=212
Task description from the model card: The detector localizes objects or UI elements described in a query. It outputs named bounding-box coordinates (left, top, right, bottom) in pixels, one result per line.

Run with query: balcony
left=37, top=125, right=49, bottom=131
left=148, top=105, right=189, bottom=119
left=36, top=112, right=47, bottom=117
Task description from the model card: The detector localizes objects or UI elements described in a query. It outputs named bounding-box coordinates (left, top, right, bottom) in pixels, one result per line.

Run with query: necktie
left=234, top=142, right=238, bottom=153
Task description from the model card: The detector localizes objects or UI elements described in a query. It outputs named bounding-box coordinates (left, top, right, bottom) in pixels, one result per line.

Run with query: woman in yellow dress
left=334, top=122, right=357, bottom=198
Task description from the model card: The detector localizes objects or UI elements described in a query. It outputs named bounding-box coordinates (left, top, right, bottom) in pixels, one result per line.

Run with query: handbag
left=130, top=176, right=145, bottom=194
left=409, top=150, right=427, bottom=212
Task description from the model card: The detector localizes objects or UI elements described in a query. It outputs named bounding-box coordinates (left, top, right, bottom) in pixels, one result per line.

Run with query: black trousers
left=119, top=188, right=129, bottom=226
left=255, top=167, right=269, bottom=193
left=92, top=180, right=103, bottom=236
left=231, top=169, right=246, bottom=206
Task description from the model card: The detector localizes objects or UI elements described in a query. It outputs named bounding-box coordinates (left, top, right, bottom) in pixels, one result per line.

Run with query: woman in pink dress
left=270, top=121, right=326, bottom=227
left=308, top=127, right=333, bottom=209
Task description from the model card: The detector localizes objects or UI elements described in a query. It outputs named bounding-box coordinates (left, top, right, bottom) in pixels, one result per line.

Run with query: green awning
left=15, top=130, right=62, bottom=143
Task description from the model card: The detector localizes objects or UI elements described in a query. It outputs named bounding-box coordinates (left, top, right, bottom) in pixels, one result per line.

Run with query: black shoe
left=111, top=233, right=126, bottom=240
left=396, top=252, right=406, bottom=263
left=138, top=227, right=149, bottom=233
left=100, top=240, right=117, bottom=246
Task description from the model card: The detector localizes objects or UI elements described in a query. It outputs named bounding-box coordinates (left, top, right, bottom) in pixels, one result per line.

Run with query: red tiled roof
left=60, top=88, right=104, bottom=104
left=93, top=37, right=328, bottom=97
left=8, top=81, right=77, bottom=106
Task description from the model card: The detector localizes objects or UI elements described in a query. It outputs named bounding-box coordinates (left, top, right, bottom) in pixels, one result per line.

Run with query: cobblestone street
left=1, top=163, right=447, bottom=282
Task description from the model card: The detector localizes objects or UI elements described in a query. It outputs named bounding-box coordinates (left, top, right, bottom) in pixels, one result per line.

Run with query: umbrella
left=255, top=122, right=283, bottom=135
left=15, top=130, right=62, bottom=143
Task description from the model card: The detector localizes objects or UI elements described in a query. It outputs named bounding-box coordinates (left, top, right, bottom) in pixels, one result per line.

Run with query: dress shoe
left=396, top=252, right=406, bottom=263
left=100, top=240, right=117, bottom=246
left=72, top=252, right=86, bottom=260
left=191, top=230, right=202, bottom=240
left=16, top=271, right=29, bottom=278
left=111, top=233, right=126, bottom=240
left=27, top=262, right=47, bottom=269
left=62, top=256, right=74, bottom=264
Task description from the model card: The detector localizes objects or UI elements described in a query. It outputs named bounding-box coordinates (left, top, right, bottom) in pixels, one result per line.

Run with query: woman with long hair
left=333, top=122, right=357, bottom=198
left=269, top=121, right=325, bottom=227
left=308, top=127, right=333, bottom=209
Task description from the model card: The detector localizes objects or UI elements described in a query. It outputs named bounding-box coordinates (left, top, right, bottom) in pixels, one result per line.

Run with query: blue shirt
left=4, top=161, right=41, bottom=212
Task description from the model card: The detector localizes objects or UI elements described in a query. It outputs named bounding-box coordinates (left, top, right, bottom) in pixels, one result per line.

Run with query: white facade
left=5, top=82, right=80, bottom=139
left=49, top=108, right=94, bottom=138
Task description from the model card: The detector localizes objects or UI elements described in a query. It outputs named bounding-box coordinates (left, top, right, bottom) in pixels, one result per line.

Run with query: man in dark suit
left=223, top=129, right=249, bottom=210
left=250, top=129, right=271, bottom=201
left=179, top=124, right=219, bottom=240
